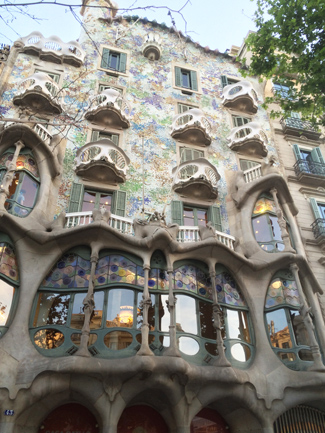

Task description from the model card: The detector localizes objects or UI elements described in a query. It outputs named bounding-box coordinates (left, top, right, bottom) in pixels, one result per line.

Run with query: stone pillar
left=137, top=265, right=154, bottom=356
left=281, top=201, right=306, bottom=257
left=270, top=188, right=295, bottom=253
left=210, top=270, right=231, bottom=367
left=164, top=268, right=181, bottom=357
left=75, top=252, right=98, bottom=357
left=290, top=263, right=325, bottom=371
left=0, top=140, right=24, bottom=209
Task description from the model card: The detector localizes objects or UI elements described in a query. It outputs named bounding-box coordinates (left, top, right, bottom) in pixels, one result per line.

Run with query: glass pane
left=199, top=301, right=215, bottom=340
left=277, top=352, right=296, bottom=362
left=159, top=335, right=170, bottom=347
left=269, top=215, right=283, bottom=241
left=298, top=349, right=313, bottom=361
left=104, top=331, right=133, bottom=350
left=158, top=295, right=170, bottom=332
left=231, top=343, right=251, bottom=362
left=33, top=293, right=70, bottom=327
left=18, top=173, right=38, bottom=208
left=137, top=293, right=155, bottom=330
left=106, top=289, right=134, bottom=328
left=176, top=295, right=197, bottom=335
left=291, top=310, right=311, bottom=346
left=205, top=342, right=218, bottom=356
left=178, top=336, right=199, bottom=355
left=0, top=279, right=15, bottom=326
left=0, top=243, right=19, bottom=282
left=34, top=329, right=64, bottom=349
left=266, top=309, right=293, bottom=348
left=110, top=53, right=119, bottom=70
left=181, top=71, right=190, bottom=88
left=197, top=210, right=208, bottom=227
left=183, top=208, right=195, bottom=226
left=252, top=215, right=272, bottom=242
left=99, top=194, right=112, bottom=211
left=253, top=198, right=276, bottom=215
left=16, top=154, right=39, bottom=178
left=191, top=409, right=228, bottom=433
left=70, top=291, right=104, bottom=330
left=81, top=191, right=96, bottom=212
left=226, top=309, right=242, bottom=340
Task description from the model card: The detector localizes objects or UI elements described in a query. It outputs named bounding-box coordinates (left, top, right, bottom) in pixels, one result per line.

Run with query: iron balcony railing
left=280, top=117, right=321, bottom=139
left=293, top=159, right=325, bottom=177
left=311, top=218, right=325, bottom=239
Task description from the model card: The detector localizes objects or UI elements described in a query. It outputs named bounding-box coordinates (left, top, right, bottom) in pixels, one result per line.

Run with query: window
left=274, top=405, right=325, bottom=433
left=273, top=83, right=291, bottom=99
left=98, top=84, right=123, bottom=94
left=310, top=198, right=325, bottom=239
left=171, top=201, right=222, bottom=232
left=292, top=144, right=325, bottom=176
left=177, top=103, right=195, bottom=125
left=0, top=147, right=40, bottom=218
left=101, top=48, right=127, bottom=73
left=239, top=159, right=260, bottom=171
left=35, top=69, right=60, bottom=83
left=67, top=183, right=126, bottom=217
left=232, top=115, right=251, bottom=127
left=221, top=75, right=239, bottom=88
left=91, top=130, right=119, bottom=146
left=179, top=147, right=204, bottom=163
left=175, top=67, right=198, bottom=92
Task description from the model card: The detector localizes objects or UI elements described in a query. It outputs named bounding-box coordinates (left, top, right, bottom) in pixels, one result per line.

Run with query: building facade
left=0, top=1, right=325, bottom=432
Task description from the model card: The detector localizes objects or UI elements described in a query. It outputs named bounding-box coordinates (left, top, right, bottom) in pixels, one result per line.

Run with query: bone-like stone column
left=210, top=270, right=231, bottom=367
left=164, top=268, right=181, bottom=357
left=290, top=263, right=325, bottom=371
left=75, top=252, right=98, bottom=357
left=137, top=264, right=154, bottom=356
left=270, top=188, right=295, bottom=253
left=0, top=140, right=25, bottom=209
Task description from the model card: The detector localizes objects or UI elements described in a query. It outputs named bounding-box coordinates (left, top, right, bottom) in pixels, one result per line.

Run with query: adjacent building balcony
left=293, top=159, right=325, bottom=186
left=13, top=72, right=64, bottom=114
left=85, top=89, right=130, bottom=129
left=280, top=117, right=321, bottom=141
left=142, top=32, right=162, bottom=60
left=172, top=158, right=220, bottom=200
left=19, top=31, right=85, bottom=67
left=311, top=219, right=325, bottom=240
left=75, top=138, right=130, bottom=184
left=222, top=81, right=258, bottom=114
left=227, top=122, right=268, bottom=157
left=171, top=109, right=212, bottom=146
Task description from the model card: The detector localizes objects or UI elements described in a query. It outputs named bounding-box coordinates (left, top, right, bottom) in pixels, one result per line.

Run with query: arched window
left=252, top=193, right=292, bottom=252
left=265, top=270, right=314, bottom=370
left=0, top=147, right=40, bottom=217
left=274, top=405, right=325, bottom=433
left=191, top=408, right=228, bottom=433
left=117, top=405, right=168, bottom=433
left=0, top=235, right=19, bottom=337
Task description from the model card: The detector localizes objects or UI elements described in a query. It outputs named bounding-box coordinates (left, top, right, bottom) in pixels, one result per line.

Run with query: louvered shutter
left=193, top=149, right=204, bottom=160
left=310, top=198, right=321, bottom=220
left=175, top=67, right=182, bottom=87
left=311, top=147, right=325, bottom=164
left=221, top=75, right=229, bottom=88
left=68, top=183, right=84, bottom=213
left=91, top=131, right=100, bottom=142
left=239, top=159, right=259, bottom=171
left=111, top=134, right=119, bottom=146
left=208, top=205, right=222, bottom=232
left=178, top=104, right=190, bottom=114
left=190, top=70, right=198, bottom=91
left=119, top=53, right=127, bottom=73
left=292, top=144, right=302, bottom=161
left=171, top=200, right=183, bottom=225
left=101, top=48, right=110, bottom=69
left=112, top=190, right=126, bottom=216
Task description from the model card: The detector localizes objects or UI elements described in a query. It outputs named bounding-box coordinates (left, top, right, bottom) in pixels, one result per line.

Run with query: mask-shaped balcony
left=18, top=31, right=85, bottom=67
left=171, top=109, right=212, bottom=146
left=172, top=158, right=220, bottom=200
left=13, top=72, right=64, bottom=114
left=222, top=81, right=258, bottom=114
left=75, top=138, right=130, bottom=184
left=142, top=32, right=162, bottom=60
left=84, top=89, right=130, bottom=129
left=227, top=122, right=268, bottom=157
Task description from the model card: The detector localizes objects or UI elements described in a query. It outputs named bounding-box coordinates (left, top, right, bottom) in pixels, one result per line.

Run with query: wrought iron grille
left=293, top=159, right=325, bottom=177
left=280, top=117, right=319, bottom=133
left=311, top=218, right=325, bottom=239
left=274, top=405, right=325, bottom=433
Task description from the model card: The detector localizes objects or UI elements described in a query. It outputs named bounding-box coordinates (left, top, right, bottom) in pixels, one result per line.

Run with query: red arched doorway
left=191, top=408, right=229, bottom=433
left=117, top=405, right=169, bottom=433
left=38, top=403, right=99, bottom=433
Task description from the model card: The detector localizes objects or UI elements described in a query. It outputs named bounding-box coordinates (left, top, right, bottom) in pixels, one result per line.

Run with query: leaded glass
left=108, top=255, right=137, bottom=285
left=265, top=278, right=300, bottom=309
left=174, top=265, right=211, bottom=297
left=16, top=154, right=39, bottom=178
left=253, top=197, right=276, bottom=215
left=215, top=272, right=246, bottom=307
left=0, top=243, right=19, bottom=282
left=42, top=254, right=90, bottom=288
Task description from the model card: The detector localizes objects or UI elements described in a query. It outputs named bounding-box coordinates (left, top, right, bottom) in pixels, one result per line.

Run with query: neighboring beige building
left=0, top=1, right=325, bottom=433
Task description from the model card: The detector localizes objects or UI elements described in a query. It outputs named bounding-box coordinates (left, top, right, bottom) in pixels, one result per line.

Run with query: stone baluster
left=210, top=270, right=231, bottom=367
left=164, top=268, right=181, bottom=357
left=0, top=140, right=25, bottom=209
left=290, top=263, right=325, bottom=371
left=137, top=264, right=154, bottom=356
left=270, top=188, right=295, bottom=253
left=75, top=252, right=98, bottom=357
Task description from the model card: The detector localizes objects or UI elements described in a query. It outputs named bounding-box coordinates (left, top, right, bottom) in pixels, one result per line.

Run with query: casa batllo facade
left=0, top=1, right=325, bottom=432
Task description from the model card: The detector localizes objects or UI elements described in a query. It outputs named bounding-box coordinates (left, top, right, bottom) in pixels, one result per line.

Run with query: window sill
left=173, top=85, right=200, bottom=95
left=98, top=67, right=128, bottom=77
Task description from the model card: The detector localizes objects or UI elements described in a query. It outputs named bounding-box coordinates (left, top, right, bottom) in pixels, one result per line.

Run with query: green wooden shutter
left=68, top=183, right=84, bottom=213
left=111, top=134, right=119, bottom=146
left=239, top=159, right=259, bottom=171
left=208, top=205, right=222, bottom=232
left=91, top=130, right=100, bottom=142
left=311, top=147, right=325, bottom=164
left=221, top=75, right=229, bottom=88
left=178, top=103, right=190, bottom=114
left=292, top=144, right=302, bottom=161
left=112, top=190, right=126, bottom=216
left=310, top=198, right=321, bottom=220
left=190, top=70, right=198, bottom=91
left=101, top=48, right=110, bottom=69
left=175, top=67, right=182, bottom=87
left=171, top=200, right=183, bottom=225
left=193, top=149, right=204, bottom=160
left=119, top=53, right=127, bottom=73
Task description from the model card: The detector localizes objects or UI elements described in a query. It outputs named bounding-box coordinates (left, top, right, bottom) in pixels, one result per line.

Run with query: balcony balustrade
left=243, top=164, right=262, bottom=183
left=142, top=32, right=162, bottom=60
left=75, top=139, right=130, bottom=184
left=227, top=122, right=268, bottom=157
left=311, top=219, right=325, bottom=240
left=171, top=108, right=212, bottom=146
left=293, top=159, right=325, bottom=187
left=19, top=31, right=85, bottom=67
left=13, top=72, right=64, bottom=114
left=222, top=80, right=258, bottom=114
left=280, top=117, right=321, bottom=141
left=172, top=158, right=220, bottom=200
left=84, top=89, right=130, bottom=129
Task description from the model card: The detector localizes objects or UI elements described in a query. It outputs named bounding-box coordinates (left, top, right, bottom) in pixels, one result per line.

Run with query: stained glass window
left=43, top=253, right=91, bottom=288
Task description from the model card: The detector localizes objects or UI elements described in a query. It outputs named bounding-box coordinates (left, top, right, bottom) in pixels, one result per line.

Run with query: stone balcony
left=227, top=122, right=268, bottom=157
left=18, top=31, right=85, bottom=67
left=280, top=117, right=321, bottom=141
left=293, top=159, right=325, bottom=187
left=75, top=138, right=130, bottom=183
left=13, top=72, right=64, bottom=114
left=172, top=158, right=220, bottom=200
left=171, top=109, right=212, bottom=146
left=222, top=81, right=258, bottom=114
left=84, top=89, right=130, bottom=129
left=142, top=32, right=162, bottom=60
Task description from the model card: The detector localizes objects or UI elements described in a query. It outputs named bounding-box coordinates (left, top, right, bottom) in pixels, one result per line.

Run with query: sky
left=1, top=0, right=257, bottom=52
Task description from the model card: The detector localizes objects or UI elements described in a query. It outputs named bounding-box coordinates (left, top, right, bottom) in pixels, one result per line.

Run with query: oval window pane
left=106, top=289, right=134, bottom=328
left=266, top=309, right=293, bottom=348
left=104, top=331, right=133, bottom=350
left=298, top=349, right=313, bottom=361
left=178, top=336, right=199, bottom=355
left=34, top=329, right=64, bottom=349
left=71, top=333, right=97, bottom=346
left=0, top=279, right=15, bottom=326
left=176, top=295, right=197, bottom=335
left=230, top=343, right=251, bottom=362
left=278, top=352, right=296, bottom=362
left=159, top=335, right=170, bottom=348
left=71, top=291, right=104, bottom=330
